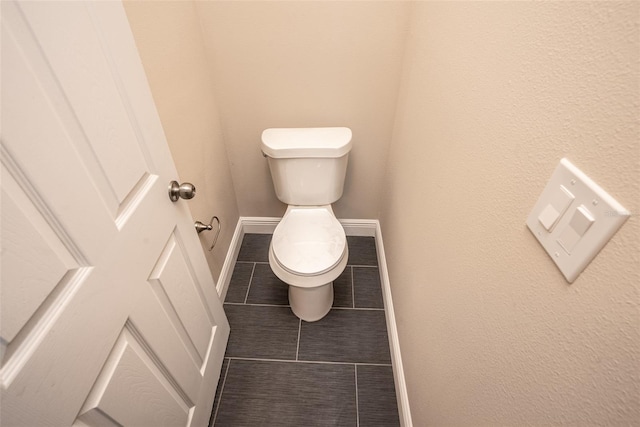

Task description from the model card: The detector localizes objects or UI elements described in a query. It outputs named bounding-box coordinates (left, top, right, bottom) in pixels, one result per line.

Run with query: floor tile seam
left=355, top=364, right=360, bottom=427
left=209, top=358, right=231, bottom=427
left=224, top=302, right=290, bottom=308
left=242, top=260, right=376, bottom=267
left=227, top=356, right=392, bottom=367
left=353, top=361, right=396, bottom=367
left=295, top=318, right=302, bottom=361
left=350, top=266, right=355, bottom=309
left=242, top=263, right=257, bottom=304
left=223, top=302, right=385, bottom=311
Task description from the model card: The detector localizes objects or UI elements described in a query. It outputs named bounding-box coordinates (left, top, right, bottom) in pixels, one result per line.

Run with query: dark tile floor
left=209, top=234, right=400, bottom=427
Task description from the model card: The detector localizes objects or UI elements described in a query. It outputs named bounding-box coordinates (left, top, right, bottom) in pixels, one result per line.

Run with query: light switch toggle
left=538, top=185, right=575, bottom=231
left=557, top=205, right=595, bottom=254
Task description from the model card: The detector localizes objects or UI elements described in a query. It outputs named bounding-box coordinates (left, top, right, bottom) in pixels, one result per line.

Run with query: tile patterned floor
left=209, top=234, right=400, bottom=427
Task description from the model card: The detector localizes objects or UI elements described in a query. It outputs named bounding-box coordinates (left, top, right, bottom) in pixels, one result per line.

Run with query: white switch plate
left=527, top=158, right=630, bottom=283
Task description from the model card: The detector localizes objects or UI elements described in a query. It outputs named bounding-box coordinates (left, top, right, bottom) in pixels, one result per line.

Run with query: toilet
left=261, top=127, right=352, bottom=322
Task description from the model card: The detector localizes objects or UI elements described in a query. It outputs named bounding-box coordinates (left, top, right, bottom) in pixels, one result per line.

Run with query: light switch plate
left=527, top=158, right=630, bottom=283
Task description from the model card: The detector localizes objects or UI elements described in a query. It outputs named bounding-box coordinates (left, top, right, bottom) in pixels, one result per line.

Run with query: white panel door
left=0, top=1, right=229, bottom=426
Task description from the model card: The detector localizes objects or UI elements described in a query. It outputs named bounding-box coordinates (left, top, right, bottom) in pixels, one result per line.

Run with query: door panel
left=19, top=1, right=152, bottom=209
left=75, top=323, right=191, bottom=427
left=0, top=170, right=79, bottom=345
left=2, top=18, right=116, bottom=262
left=149, top=231, right=213, bottom=364
left=1, top=2, right=229, bottom=426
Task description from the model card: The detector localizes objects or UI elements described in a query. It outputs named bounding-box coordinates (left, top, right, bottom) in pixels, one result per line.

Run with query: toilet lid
left=272, top=207, right=346, bottom=277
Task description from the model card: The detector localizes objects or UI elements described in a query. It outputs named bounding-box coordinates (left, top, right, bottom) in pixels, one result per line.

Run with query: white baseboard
left=237, top=216, right=279, bottom=234
left=216, top=216, right=412, bottom=427
left=339, top=218, right=378, bottom=237
left=373, top=221, right=413, bottom=427
left=215, top=219, right=245, bottom=301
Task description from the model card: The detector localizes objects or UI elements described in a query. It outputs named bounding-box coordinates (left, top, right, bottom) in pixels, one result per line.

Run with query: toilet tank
left=261, top=127, right=352, bottom=206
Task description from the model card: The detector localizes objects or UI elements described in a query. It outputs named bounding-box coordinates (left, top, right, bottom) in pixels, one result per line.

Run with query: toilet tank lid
left=261, top=127, right=352, bottom=158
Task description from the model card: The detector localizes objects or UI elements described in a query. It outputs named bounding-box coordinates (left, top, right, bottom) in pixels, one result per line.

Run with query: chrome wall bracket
left=195, top=216, right=221, bottom=251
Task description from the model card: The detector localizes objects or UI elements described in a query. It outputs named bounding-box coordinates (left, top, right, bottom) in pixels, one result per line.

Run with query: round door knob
left=168, top=181, right=196, bottom=202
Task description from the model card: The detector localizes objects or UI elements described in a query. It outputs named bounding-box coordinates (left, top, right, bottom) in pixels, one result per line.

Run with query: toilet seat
left=271, top=206, right=346, bottom=277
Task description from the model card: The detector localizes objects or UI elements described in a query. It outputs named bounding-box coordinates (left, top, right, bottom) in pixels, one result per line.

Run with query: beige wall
left=381, top=1, right=640, bottom=425
left=123, top=1, right=239, bottom=280
left=196, top=1, right=410, bottom=219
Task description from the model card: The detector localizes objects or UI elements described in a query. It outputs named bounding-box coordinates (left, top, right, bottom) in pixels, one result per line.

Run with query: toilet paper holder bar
left=195, top=216, right=221, bottom=251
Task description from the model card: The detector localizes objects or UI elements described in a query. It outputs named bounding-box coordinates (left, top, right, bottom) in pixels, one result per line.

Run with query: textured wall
left=123, top=1, right=239, bottom=280
left=381, top=2, right=639, bottom=425
left=196, top=1, right=410, bottom=219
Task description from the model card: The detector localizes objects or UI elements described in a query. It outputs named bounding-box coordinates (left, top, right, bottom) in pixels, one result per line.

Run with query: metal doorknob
left=168, top=181, right=196, bottom=202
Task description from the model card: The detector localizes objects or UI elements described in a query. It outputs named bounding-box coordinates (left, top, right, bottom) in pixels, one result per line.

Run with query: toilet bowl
left=261, top=127, right=352, bottom=322
left=268, top=205, right=348, bottom=321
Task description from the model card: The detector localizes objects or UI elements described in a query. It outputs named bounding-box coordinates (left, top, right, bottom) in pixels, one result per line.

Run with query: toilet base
left=289, top=282, right=334, bottom=322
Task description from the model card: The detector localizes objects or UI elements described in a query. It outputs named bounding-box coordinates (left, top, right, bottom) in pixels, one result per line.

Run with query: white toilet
left=261, top=127, right=352, bottom=322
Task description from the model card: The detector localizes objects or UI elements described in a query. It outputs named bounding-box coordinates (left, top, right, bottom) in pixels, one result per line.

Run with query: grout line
left=227, top=356, right=392, bottom=367
left=243, top=263, right=257, bottom=304
left=224, top=302, right=291, bottom=308
left=239, top=261, right=377, bottom=268
left=355, top=364, right=360, bottom=427
left=350, top=266, right=355, bottom=309
left=296, top=320, right=302, bottom=361
left=223, top=302, right=383, bottom=311
left=210, top=358, right=231, bottom=427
